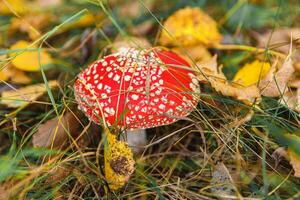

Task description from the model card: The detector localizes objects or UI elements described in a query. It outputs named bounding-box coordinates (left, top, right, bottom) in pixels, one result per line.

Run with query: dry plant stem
left=214, top=43, right=286, bottom=59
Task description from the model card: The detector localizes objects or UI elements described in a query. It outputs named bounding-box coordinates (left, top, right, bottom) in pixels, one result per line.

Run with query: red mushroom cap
left=74, top=47, right=199, bottom=130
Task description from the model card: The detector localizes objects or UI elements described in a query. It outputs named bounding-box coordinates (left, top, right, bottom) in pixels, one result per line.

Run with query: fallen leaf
left=32, top=111, right=81, bottom=149
left=195, top=56, right=261, bottom=104
left=259, top=58, right=295, bottom=97
left=37, top=0, right=62, bottom=7
left=0, top=65, right=31, bottom=84
left=196, top=55, right=226, bottom=81
left=10, top=69, right=31, bottom=84
left=159, top=7, right=222, bottom=47
left=0, top=0, right=28, bottom=15
left=287, top=148, right=300, bottom=177
left=233, top=60, right=271, bottom=86
left=0, top=80, right=58, bottom=107
left=130, top=20, right=153, bottom=35
left=211, top=79, right=261, bottom=104
left=255, top=28, right=300, bottom=61
left=171, top=45, right=212, bottom=65
left=294, top=62, right=300, bottom=72
left=9, top=13, right=53, bottom=40
left=110, top=36, right=151, bottom=53
left=272, top=147, right=287, bottom=168
left=104, top=128, right=135, bottom=190
left=114, top=0, right=155, bottom=19
left=9, top=40, right=53, bottom=72
left=279, top=89, right=300, bottom=113
left=0, top=67, right=11, bottom=82
left=211, top=162, right=236, bottom=197
left=62, top=13, right=96, bottom=31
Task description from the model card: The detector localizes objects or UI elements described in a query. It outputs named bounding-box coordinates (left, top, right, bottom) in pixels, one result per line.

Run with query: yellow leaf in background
left=62, top=13, right=95, bottom=31
left=10, top=13, right=53, bottom=40
left=233, top=60, right=271, bottom=86
left=0, top=80, right=58, bottom=107
left=0, top=66, right=31, bottom=84
left=159, top=7, right=222, bottom=47
left=0, top=0, right=28, bottom=15
left=0, top=68, right=11, bottom=82
left=104, top=128, right=135, bottom=191
left=287, top=148, right=300, bottom=177
left=10, top=40, right=53, bottom=72
left=171, top=45, right=212, bottom=65
left=10, top=69, right=31, bottom=84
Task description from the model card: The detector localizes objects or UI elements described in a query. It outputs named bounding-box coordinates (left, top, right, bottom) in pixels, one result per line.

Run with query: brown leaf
left=279, top=88, right=300, bottom=113
left=113, top=0, right=155, bottom=19
left=272, top=147, right=287, bottom=168
left=287, top=148, right=300, bottom=177
left=255, top=28, right=300, bottom=61
left=195, top=56, right=261, bottom=104
left=32, top=112, right=81, bottom=149
left=259, top=58, right=295, bottom=97
left=211, top=80, right=260, bottom=104
left=130, top=20, right=153, bottom=35
left=1, top=80, right=58, bottom=108
left=196, top=55, right=226, bottom=81
left=9, top=13, right=54, bottom=40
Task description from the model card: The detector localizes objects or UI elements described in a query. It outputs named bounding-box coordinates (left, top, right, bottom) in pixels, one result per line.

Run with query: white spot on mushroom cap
left=108, top=72, right=114, bottom=78
left=124, top=75, right=131, bottom=81
left=113, top=74, right=120, bottom=82
left=131, top=94, right=139, bottom=100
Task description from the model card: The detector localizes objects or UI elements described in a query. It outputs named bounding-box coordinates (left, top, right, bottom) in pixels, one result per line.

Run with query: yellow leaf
left=233, top=60, right=271, bottom=86
left=104, top=128, right=135, bottom=190
left=0, top=80, right=58, bottom=107
left=0, top=0, right=28, bottom=15
left=10, top=69, right=31, bottom=84
left=0, top=67, right=11, bottom=82
left=287, top=148, right=300, bottom=177
left=10, top=40, right=53, bottom=72
left=0, top=65, right=31, bottom=84
left=62, top=13, right=95, bottom=31
left=159, top=7, right=222, bottom=47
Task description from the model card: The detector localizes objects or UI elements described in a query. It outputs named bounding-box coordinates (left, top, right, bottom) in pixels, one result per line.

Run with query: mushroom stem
left=123, top=129, right=147, bottom=154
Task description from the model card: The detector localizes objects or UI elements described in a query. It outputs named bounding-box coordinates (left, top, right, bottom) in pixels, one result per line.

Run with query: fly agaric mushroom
left=74, top=47, right=200, bottom=129
left=74, top=47, right=200, bottom=189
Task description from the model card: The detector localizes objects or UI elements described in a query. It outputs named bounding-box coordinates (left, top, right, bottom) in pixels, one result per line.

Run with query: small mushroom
left=74, top=47, right=200, bottom=189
